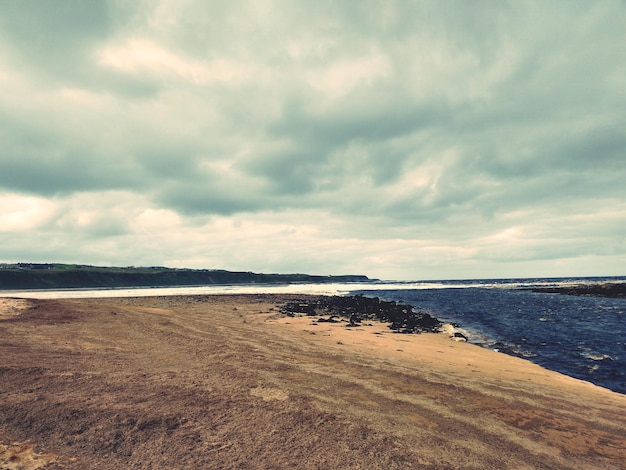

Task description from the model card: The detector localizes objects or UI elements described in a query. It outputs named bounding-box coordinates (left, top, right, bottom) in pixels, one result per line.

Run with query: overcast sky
left=1, top=1, right=625, bottom=280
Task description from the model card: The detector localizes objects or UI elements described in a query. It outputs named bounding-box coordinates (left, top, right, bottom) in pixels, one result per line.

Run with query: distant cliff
left=0, top=263, right=372, bottom=290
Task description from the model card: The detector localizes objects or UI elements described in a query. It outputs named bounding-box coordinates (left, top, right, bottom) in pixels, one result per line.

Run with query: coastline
left=1, top=294, right=625, bottom=469
left=272, top=313, right=620, bottom=397
left=528, top=281, right=626, bottom=298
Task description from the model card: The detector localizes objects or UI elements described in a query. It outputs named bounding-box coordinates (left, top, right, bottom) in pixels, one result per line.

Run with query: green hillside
left=0, top=263, right=371, bottom=290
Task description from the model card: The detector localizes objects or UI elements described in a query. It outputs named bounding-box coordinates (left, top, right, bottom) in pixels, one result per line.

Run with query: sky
left=0, top=0, right=625, bottom=281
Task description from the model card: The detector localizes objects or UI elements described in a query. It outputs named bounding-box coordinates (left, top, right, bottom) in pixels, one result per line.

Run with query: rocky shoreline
left=279, top=294, right=443, bottom=333
left=529, top=282, right=626, bottom=298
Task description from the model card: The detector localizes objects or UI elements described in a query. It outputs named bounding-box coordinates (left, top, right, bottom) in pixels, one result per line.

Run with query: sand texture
left=1, top=295, right=625, bottom=469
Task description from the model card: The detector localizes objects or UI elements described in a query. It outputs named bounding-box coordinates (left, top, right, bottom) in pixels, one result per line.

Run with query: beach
left=1, top=295, right=625, bottom=469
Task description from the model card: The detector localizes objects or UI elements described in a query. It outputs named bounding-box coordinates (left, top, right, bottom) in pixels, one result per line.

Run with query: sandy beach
left=1, top=295, right=625, bottom=469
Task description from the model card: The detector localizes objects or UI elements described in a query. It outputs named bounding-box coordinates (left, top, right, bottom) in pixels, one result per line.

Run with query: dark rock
left=528, top=282, right=626, bottom=299
left=280, top=295, right=442, bottom=334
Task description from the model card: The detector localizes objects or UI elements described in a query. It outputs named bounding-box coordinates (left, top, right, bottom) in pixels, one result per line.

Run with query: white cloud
left=306, top=49, right=390, bottom=97
left=132, top=208, right=182, bottom=232
left=0, top=193, right=57, bottom=231
left=98, top=39, right=252, bottom=85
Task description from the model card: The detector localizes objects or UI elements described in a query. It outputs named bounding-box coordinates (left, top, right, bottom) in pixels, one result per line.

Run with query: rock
left=454, top=332, right=469, bottom=341
left=280, top=295, right=442, bottom=334
left=317, top=316, right=340, bottom=323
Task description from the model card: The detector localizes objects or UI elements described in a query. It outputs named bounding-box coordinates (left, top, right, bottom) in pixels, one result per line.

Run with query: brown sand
left=0, top=295, right=624, bottom=469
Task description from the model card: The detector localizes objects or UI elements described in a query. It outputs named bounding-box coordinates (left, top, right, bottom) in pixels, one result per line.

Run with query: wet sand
left=1, top=295, right=625, bottom=469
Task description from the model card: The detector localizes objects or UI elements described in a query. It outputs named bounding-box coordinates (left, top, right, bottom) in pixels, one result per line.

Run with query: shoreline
left=2, top=292, right=624, bottom=394
left=272, top=310, right=621, bottom=397
left=529, top=281, right=626, bottom=298
left=1, top=294, right=625, bottom=469
left=3, top=276, right=625, bottom=299
left=1, top=293, right=623, bottom=397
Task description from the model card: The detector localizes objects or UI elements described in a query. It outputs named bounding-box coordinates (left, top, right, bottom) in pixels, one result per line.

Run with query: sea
left=353, top=277, right=626, bottom=395
left=2, top=276, right=625, bottom=395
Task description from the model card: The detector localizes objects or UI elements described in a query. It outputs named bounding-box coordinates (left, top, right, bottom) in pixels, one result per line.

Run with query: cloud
left=0, top=193, right=56, bottom=231
left=0, top=0, right=625, bottom=279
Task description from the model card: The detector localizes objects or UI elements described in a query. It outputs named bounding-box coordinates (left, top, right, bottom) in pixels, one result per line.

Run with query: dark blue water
left=354, top=280, right=626, bottom=395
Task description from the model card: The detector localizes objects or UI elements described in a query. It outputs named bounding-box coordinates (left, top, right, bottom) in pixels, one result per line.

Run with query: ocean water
left=354, top=277, right=626, bottom=395
left=3, top=276, right=625, bottom=394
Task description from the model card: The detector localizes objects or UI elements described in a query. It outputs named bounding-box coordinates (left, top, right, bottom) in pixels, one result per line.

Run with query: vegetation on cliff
left=0, top=263, right=371, bottom=290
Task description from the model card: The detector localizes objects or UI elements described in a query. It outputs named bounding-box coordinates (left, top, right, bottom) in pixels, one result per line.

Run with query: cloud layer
left=1, top=1, right=625, bottom=279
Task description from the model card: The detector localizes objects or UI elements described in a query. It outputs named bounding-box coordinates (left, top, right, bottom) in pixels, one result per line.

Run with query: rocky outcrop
left=280, top=294, right=442, bottom=334
left=529, top=282, right=626, bottom=298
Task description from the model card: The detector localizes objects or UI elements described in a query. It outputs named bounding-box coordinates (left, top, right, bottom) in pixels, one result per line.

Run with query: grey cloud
left=0, top=119, right=141, bottom=196
left=153, top=162, right=271, bottom=215
left=270, top=95, right=449, bottom=148
left=242, top=94, right=450, bottom=203
left=1, top=0, right=625, bottom=278
left=0, top=1, right=108, bottom=82
left=155, top=179, right=270, bottom=216
left=244, top=149, right=320, bottom=196
left=0, top=1, right=111, bottom=57
left=465, top=120, right=626, bottom=190
left=132, top=145, right=204, bottom=181
left=553, top=123, right=626, bottom=171
left=0, top=157, right=133, bottom=196
left=0, top=1, right=158, bottom=97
